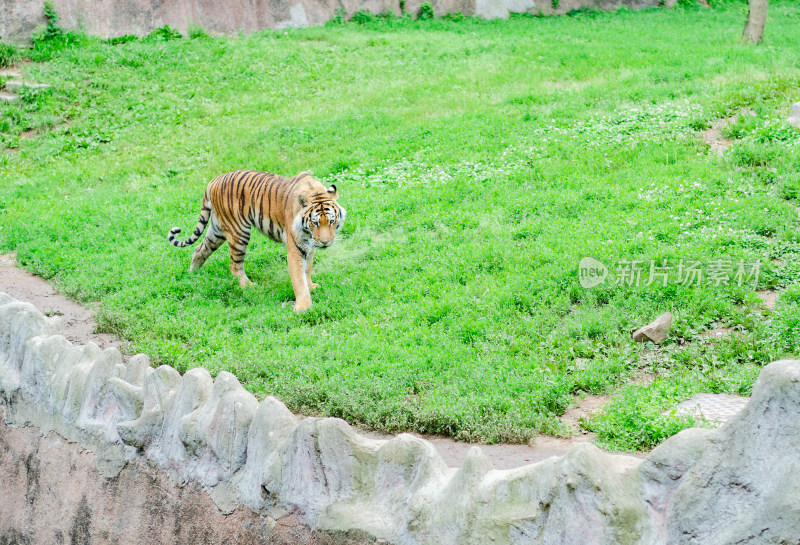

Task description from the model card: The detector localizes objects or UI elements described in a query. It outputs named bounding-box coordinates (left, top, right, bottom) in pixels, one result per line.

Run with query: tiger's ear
left=327, top=185, right=338, bottom=199
left=298, top=194, right=309, bottom=207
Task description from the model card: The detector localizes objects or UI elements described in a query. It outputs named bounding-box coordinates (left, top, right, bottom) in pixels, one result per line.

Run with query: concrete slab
left=4, top=80, right=51, bottom=91
left=670, top=393, right=749, bottom=425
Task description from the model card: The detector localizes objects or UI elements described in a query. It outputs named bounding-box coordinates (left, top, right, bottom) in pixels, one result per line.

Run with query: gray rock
left=18, top=334, right=72, bottom=401
left=632, top=311, right=672, bottom=344
left=0, top=300, right=60, bottom=391
left=275, top=4, right=311, bottom=29
left=105, top=376, right=143, bottom=423
left=231, top=396, right=299, bottom=511
left=75, top=347, right=123, bottom=433
left=118, top=364, right=182, bottom=449
left=48, top=342, right=103, bottom=417
left=788, top=102, right=800, bottom=129
left=146, top=367, right=213, bottom=477
left=661, top=360, right=800, bottom=544
left=179, top=370, right=259, bottom=487
left=123, top=353, right=151, bottom=386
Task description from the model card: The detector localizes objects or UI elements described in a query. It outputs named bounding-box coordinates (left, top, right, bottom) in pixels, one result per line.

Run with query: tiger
left=168, top=170, right=346, bottom=312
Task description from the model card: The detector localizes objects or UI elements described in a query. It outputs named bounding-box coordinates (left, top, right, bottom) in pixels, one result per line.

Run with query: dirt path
left=0, top=253, right=637, bottom=469
left=0, top=253, right=127, bottom=352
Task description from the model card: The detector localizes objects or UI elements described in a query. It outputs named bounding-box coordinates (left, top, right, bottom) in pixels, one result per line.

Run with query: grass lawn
left=2, top=1, right=800, bottom=450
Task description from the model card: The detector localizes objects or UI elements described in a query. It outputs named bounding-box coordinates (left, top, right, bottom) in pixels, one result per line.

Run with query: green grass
left=0, top=42, right=19, bottom=68
left=2, top=2, right=800, bottom=449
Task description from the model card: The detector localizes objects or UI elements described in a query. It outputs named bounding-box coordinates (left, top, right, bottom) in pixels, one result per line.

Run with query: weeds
left=418, top=2, right=434, bottom=19
left=0, top=43, right=19, bottom=68
left=105, top=35, right=139, bottom=45
left=188, top=24, right=210, bottom=39
left=29, top=1, right=88, bottom=62
left=143, top=25, right=183, bottom=41
left=352, top=10, right=377, bottom=24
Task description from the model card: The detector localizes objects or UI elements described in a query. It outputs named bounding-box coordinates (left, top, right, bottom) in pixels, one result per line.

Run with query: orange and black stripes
left=167, top=170, right=346, bottom=310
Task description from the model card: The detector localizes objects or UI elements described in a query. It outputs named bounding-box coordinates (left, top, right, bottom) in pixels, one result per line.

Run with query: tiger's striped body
left=168, top=170, right=345, bottom=311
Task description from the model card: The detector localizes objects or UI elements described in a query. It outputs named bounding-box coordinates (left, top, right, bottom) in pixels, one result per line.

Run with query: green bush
left=351, top=9, right=376, bottom=24
left=105, top=34, right=139, bottom=45
left=143, top=25, right=183, bottom=41
left=42, top=0, right=63, bottom=39
left=0, top=43, right=18, bottom=68
left=30, top=1, right=88, bottom=62
left=441, top=11, right=464, bottom=21
left=327, top=7, right=346, bottom=25
left=707, top=0, right=746, bottom=7
left=418, top=2, right=434, bottom=19
left=188, top=24, right=210, bottom=39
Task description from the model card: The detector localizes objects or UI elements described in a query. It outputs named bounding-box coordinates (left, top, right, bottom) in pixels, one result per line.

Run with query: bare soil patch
left=0, top=253, right=126, bottom=352
left=757, top=290, right=779, bottom=311
left=702, top=117, right=735, bottom=155
left=700, top=326, right=735, bottom=340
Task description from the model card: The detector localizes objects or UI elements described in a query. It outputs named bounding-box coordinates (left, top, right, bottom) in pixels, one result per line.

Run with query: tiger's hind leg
left=190, top=213, right=225, bottom=272
left=226, top=226, right=253, bottom=288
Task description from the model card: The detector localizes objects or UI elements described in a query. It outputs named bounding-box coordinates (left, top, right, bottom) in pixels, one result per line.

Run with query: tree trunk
left=741, top=0, right=769, bottom=45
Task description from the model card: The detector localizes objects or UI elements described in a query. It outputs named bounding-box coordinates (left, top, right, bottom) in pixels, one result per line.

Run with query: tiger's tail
left=168, top=193, right=212, bottom=247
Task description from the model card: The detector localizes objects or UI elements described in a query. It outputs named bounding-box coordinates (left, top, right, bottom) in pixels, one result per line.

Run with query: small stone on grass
left=788, top=102, right=800, bottom=129
left=632, top=312, right=672, bottom=344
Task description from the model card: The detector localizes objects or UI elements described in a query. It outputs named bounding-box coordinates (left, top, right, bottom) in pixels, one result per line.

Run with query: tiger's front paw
left=239, top=276, right=254, bottom=288
left=293, top=299, right=312, bottom=312
left=308, top=282, right=320, bottom=291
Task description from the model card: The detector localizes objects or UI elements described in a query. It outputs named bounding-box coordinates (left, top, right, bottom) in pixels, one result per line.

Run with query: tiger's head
left=295, top=185, right=346, bottom=249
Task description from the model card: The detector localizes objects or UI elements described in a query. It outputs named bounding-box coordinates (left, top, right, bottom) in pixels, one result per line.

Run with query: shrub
left=418, top=2, right=434, bottom=20
left=30, top=1, right=88, bottom=62
left=0, top=43, right=18, bottom=68
left=105, top=34, right=139, bottom=45
left=42, top=0, right=63, bottom=39
left=188, top=24, right=210, bottom=39
left=442, top=11, right=464, bottom=21
left=143, top=25, right=183, bottom=42
left=351, top=9, right=376, bottom=24
left=327, top=7, right=346, bottom=25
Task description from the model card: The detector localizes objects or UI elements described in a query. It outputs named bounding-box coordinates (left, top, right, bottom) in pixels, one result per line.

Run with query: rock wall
left=1, top=291, right=799, bottom=544
left=2, top=0, right=672, bottom=45
left=0, top=411, right=376, bottom=545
